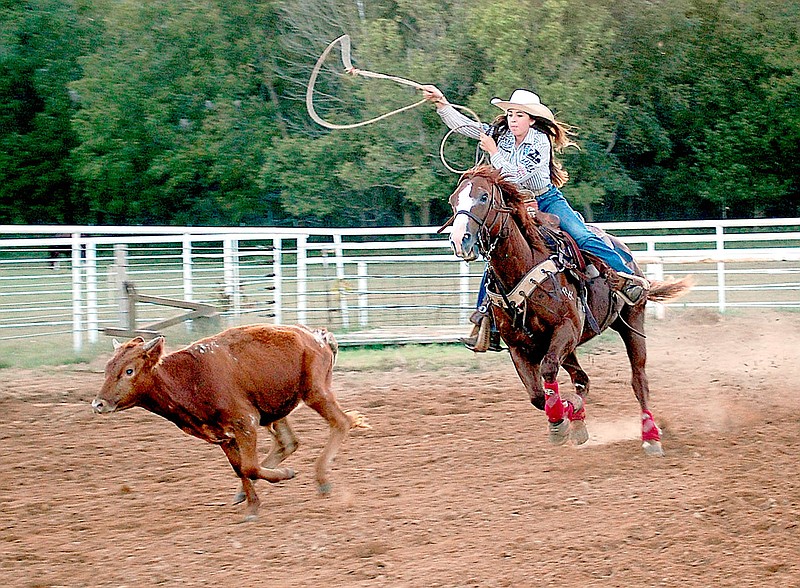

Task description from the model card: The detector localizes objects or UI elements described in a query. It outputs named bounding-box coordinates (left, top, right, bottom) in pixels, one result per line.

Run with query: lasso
left=306, top=34, right=483, bottom=173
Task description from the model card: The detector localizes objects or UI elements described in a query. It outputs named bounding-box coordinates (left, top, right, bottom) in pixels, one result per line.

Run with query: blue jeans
left=536, top=185, right=633, bottom=273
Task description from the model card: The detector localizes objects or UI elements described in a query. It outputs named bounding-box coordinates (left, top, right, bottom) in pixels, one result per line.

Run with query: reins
left=307, top=34, right=483, bottom=173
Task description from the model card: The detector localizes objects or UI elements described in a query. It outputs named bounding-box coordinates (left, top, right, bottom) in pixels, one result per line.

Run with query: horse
left=444, top=166, right=691, bottom=456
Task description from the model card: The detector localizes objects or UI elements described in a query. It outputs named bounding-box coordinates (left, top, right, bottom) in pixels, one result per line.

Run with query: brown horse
left=445, top=166, right=690, bottom=456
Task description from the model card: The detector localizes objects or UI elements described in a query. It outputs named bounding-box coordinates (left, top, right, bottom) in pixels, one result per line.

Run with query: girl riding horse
left=421, top=86, right=650, bottom=351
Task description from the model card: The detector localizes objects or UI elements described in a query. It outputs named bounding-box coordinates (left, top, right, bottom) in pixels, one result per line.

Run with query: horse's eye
left=125, top=368, right=134, bottom=376
left=479, top=193, right=488, bottom=202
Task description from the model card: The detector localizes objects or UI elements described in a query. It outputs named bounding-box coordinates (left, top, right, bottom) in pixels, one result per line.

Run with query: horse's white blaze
left=450, top=182, right=474, bottom=256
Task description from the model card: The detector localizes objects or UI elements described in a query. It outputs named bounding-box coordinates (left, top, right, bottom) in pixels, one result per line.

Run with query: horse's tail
left=647, top=276, right=693, bottom=303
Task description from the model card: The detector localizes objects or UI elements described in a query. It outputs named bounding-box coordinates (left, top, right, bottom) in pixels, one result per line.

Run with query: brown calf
left=92, top=324, right=366, bottom=521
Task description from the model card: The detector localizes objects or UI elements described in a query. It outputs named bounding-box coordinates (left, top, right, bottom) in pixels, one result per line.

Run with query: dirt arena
left=1, top=309, right=799, bottom=587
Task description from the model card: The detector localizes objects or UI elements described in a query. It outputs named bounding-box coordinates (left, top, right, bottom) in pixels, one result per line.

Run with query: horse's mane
left=460, top=166, right=548, bottom=254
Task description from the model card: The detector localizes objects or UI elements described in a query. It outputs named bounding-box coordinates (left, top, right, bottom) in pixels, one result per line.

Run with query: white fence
left=1, top=218, right=799, bottom=351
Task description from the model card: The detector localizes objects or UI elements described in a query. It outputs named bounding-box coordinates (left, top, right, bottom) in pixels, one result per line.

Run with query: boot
left=613, top=271, right=651, bottom=305
left=459, top=314, right=491, bottom=352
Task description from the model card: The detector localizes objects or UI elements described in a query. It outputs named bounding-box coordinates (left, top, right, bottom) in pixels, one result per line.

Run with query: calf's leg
left=221, top=429, right=295, bottom=521
left=262, top=418, right=300, bottom=467
left=232, top=418, right=299, bottom=505
left=305, top=391, right=352, bottom=495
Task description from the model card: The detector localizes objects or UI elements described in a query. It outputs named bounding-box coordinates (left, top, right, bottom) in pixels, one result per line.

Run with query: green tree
left=0, top=0, right=99, bottom=223
left=70, top=0, right=282, bottom=224
left=610, top=0, right=800, bottom=219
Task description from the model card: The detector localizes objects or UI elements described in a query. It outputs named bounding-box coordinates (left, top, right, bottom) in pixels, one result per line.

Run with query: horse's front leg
left=560, top=351, right=590, bottom=445
left=541, top=320, right=583, bottom=445
left=508, top=347, right=545, bottom=410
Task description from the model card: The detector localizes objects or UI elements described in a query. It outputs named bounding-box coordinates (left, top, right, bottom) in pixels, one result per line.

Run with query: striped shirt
left=437, top=104, right=552, bottom=191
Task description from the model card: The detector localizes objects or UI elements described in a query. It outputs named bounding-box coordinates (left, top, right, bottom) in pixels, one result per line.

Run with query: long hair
left=489, top=113, right=578, bottom=188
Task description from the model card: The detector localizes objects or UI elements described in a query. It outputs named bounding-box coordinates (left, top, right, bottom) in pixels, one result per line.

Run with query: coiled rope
left=306, top=34, right=483, bottom=173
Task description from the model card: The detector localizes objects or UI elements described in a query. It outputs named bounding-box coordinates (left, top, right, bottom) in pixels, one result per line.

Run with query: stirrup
left=460, top=316, right=491, bottom=352
left=615, top=272, right=650, bottom=306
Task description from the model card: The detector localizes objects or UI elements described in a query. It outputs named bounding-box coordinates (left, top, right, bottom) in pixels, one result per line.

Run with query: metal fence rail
left=1, top=219, right=799, bottom=350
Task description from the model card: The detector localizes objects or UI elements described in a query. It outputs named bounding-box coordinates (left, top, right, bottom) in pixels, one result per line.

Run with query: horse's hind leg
left=561, top=351, right=589, bottom=445
left=232, top=417, right=299, bottom=505
left=614, top=307, right=663, bottom=456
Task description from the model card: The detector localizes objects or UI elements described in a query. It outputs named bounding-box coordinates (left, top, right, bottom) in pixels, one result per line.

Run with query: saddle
left=485, top=200, right=615, bottom=334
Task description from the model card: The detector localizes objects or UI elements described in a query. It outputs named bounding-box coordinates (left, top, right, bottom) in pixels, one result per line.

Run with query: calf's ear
left=112, top=339, right=121, bottom=350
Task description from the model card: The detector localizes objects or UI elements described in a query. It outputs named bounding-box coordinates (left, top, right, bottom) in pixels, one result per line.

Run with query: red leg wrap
left=641, top=409, right=661, bottom=442
left=544, top=381, right=565, bottom=423
left=567, top=402, right=585, bottom=422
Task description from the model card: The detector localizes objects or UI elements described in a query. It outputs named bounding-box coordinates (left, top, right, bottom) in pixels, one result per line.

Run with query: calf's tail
left=345, top=410, right=371, bottom=430
left=322, top=329, right=339, bottom=366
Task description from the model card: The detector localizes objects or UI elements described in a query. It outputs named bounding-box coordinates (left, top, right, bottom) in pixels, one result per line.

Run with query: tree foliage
left=0, top=0, right=798, bottom=226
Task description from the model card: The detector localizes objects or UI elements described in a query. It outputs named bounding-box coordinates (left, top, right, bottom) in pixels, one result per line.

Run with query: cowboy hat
left=490, top=89, right=555, bottom=122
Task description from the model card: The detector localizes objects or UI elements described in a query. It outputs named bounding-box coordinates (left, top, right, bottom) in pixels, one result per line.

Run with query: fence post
left=460, top=261, right=471, bottom=323
left=358, top=261, right=368, bottom=327
left=646, top=262, right=665, bottom=319
left=85, top=242, right=98, bottom=343
left=223, top=237, right=240, bottom=317
left=113, top=244, right=129, bottom=331
left=333, top=233, right=350, bottom=328
left=297, top=236, right=308, bottom=325
left=273, top=238, right=282, bottom=325
left=182, top=235, right=194, bottom=333
left=644, top=239, right=665, bottom=319
left=182, top=235, right=193, bottom=301
left=71, top=232, right=83, bottom=352
left=716, top=225, right=726, bottom=313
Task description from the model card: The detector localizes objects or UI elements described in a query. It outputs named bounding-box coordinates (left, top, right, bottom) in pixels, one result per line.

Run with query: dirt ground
left=1, top=309, right=799, bottom=588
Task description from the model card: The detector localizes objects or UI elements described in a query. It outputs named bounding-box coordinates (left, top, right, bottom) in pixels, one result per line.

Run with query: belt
left=519, top=185, right=551, bottom=199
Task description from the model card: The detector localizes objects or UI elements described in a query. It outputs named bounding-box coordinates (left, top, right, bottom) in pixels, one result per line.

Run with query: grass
left=334, top=343, right=505, bottom=372
left=0, top=337, right=106, bottom=370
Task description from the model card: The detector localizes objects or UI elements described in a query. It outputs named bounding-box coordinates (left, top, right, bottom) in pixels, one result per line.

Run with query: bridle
left=442, top=180, right=514, bottom=259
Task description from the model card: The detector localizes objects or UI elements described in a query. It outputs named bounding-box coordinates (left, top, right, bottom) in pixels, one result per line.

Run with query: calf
left=92, top=324, right=367, bottom=521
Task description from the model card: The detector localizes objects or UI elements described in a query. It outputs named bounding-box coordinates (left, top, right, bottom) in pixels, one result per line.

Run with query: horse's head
left=445, top=166, right=516, bottom=261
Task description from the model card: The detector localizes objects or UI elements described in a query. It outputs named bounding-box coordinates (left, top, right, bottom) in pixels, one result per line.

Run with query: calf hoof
left=548, top=419, right=570, bottom=446
left=642, top=440, right=664, bottom=457
left=570, top=420, right=589, bottom=445
left=232, top=490, right=246, bottom=505
left=318, top=482, right=332, bottom=496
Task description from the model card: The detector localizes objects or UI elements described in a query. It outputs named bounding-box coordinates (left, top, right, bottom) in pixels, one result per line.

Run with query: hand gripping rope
left=306, top=34, right=483, bottom=173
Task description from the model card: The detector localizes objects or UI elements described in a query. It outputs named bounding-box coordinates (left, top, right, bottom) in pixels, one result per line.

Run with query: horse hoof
left=279, top=467, right=296, bottom=480
left=548, top=419, right=570, bottom=446
left=318, top=482, right=332, bottom=495
left=242, top=513, right=258, bottom=523
left=232, top=490, right=246, bottom=505
left=570, top=420, right=589, bottom=445
left=642, top=440, right=664, bottom=457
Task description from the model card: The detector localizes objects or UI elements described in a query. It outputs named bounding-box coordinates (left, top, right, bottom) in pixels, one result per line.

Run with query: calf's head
left=92, top=336, right=165, bottom=414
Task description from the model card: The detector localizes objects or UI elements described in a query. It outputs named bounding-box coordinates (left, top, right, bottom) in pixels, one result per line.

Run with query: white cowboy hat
left=490, top=89, right=555, bottom=122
